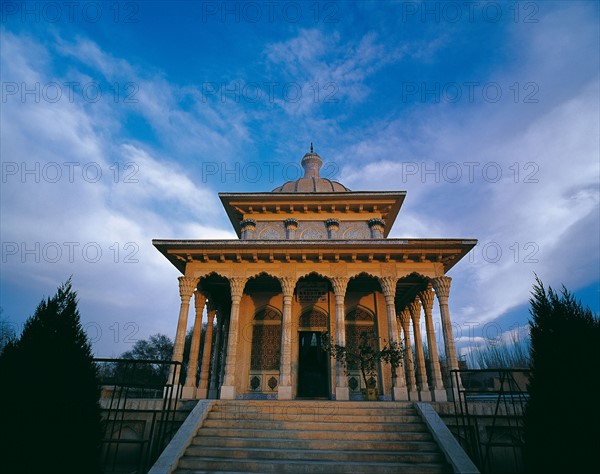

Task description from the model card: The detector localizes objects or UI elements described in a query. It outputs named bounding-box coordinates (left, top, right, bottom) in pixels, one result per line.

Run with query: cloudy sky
left=1, top=1, right=598, bottom=357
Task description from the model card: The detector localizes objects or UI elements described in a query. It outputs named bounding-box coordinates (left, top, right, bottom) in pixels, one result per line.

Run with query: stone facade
left=154, top=146, right=476, bottom=401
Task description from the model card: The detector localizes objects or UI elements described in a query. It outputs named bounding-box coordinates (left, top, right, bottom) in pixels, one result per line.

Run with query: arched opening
left=297, top=307, right=329, bottom=398
left=345, top=305, right=378, bottom=394
left=248, top=305, right=282, bottom=394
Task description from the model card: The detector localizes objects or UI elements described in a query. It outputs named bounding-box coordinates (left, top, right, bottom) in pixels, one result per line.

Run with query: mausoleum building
left=153, top=146, right=476, bottom=401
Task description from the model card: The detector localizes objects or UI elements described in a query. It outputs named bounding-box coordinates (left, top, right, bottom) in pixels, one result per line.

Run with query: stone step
left=174, top=457, right=448, bottom=473
left=194, top=427, right=433, bottom=442
left=211, top=404, right=417, bottom=417
left=182, top=445, right=445, bottom=464
left=190, top=435, right=440, bottom=452
left=201, top=419, right=427, bottom=432
left=206, top=411, right=422, bottom=424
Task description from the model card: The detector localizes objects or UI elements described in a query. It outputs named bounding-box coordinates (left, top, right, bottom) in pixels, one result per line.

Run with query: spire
left=301, top=144, right=322, bottom=178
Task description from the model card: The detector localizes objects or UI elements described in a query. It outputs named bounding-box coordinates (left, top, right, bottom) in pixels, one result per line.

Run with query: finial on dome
left=310, top=142, right=313, bottom=153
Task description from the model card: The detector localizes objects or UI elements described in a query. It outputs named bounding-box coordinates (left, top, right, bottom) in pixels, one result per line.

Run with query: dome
left=272, top=144, right=351, bottom=193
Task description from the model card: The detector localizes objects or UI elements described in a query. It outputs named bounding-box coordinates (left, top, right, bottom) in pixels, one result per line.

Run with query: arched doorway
left=248, top=305, right=282, bottom=395
left=297, top=307, right=329, bottom=398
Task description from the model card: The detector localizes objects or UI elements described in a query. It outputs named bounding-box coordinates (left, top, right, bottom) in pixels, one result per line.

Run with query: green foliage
left=0, top=307, right=17, bottom=354
left=523, top=276, right=600, bottom=473
left=0, top=278, right=103, bottom=473
left=322, top=330, right=403, bottom=390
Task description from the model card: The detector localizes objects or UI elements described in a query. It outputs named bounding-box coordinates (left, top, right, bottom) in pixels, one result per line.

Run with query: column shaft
left=410, top=299, right=431, bottom=401
left=197, top=304, right=216, bottom=399
left=278, top=277, right=296, bottom=399
left=330, top=277, right=349, bottom=401
left=183, top=291, right=206, bottom=398
left=420, top=287, right=446, bottom=401
left=379, top=277, right=408, bottom=400
left=170, top=276, right=199, bottom=384
left=220, top=277, right=246, bottom=399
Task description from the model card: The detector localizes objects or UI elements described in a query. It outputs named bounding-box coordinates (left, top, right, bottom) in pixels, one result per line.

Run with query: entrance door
left=297, top=331, right=329, bottom=398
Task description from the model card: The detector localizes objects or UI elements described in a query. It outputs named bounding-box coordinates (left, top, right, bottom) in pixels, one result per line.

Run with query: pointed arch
left=298, top=306, right=329, bottom=330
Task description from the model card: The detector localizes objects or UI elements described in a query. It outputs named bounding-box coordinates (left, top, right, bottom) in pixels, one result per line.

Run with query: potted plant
left=322, top=330, right=403, bottom=401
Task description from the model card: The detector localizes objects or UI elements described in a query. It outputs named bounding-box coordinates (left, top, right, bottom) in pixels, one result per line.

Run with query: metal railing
left=95, top=358, right=184, bottom=474
left=451, top=368, right=531, bottom=473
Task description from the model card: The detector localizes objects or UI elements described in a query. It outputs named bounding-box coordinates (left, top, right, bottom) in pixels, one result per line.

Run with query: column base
left=418, top=389, right=432, bottom=402
left=432, top=389, right=447, bottom=402
left=446, top=387, right=460, bottom=402
left=392, top=387, right=408, bottom=401
left=278, top=385, right=293, bottom=400
left=220, top=385, right=236, bottom=400
left=181, top=385, right=197, bottom=399
left=196, top=387, right=208, bottom=399
left=208, top=388, right=218, bottom=399
left=335, top=387, right=350, bottom=400
left=408, top=389, right=419, bottom=401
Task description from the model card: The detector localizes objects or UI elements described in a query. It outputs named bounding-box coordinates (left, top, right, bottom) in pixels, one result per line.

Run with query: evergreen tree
left=0, top=279, right=102, bottom=473
left=524, top=276, right=600, bottom=473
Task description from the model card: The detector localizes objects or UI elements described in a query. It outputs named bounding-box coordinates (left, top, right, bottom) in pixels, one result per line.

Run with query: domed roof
left=272, top=144, right=351, bottom=193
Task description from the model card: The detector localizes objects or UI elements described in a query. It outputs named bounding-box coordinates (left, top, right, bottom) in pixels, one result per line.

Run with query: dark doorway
left=297, top=331, right=329, bottom=398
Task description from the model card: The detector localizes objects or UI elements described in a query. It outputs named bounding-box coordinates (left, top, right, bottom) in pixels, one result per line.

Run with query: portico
left=154, top=146, right=476, bottom=401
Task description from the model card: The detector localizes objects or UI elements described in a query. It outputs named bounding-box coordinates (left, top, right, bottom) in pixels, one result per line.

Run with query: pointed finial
left=310, top=142, right=314, bottom=153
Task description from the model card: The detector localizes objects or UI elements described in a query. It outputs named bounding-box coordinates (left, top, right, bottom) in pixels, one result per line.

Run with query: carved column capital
left=278, top=276, right=297, bottom=298
left=330, top=276, right=348, bottom=300
left=409, top=298, right=422, bottom=323
left=432, top=276, right=452, bottom=300
left=178, top=276, right=199, bottom=301
left=418, top=285, right=435, bottom=313
left=398, top=308, right=411, bottom=328
left=228, top=277, right=247, bottom=303
left=379, top=276, right=397, bottom=302
left=194, top=290, right=207, bottom=311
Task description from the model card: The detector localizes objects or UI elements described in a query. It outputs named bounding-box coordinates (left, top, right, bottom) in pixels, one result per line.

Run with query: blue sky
left=1, top=1, right=598, bottom=358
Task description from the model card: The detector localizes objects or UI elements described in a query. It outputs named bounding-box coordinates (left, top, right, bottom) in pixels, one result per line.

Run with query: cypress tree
left=524, top=276, right=600, bottom=473
left=0, top=279, right=102, bottom=473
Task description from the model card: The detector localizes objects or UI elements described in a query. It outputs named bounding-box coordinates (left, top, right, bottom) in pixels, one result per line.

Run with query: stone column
left=197, top=300, right=217, bottom=399
left=399, top=308, right=418, bottom=400
left=409, top=298, right=431, bottom=401
left=284, top=218, right=298, bottom=239
left=330, top=277, right=349, bottom=400
left=220, top=277, right=247, bottom=399
left=379, top=277, right=408, bottom=400
left=432, top=276, right=462, bottom=397
left=278, top=276, right=296, bottom=399
left=419, top=286, right=446, bottom=401
left=218, top=316, right=230, bottom=388
left=183, top=291, right=206, bottom=399
left=208, top=312, right=222, bottom=399
left=170, top=276, right=199, bottom=385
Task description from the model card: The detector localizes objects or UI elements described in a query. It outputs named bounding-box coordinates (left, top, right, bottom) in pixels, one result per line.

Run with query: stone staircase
left=173, top=400, right=452, bottom=473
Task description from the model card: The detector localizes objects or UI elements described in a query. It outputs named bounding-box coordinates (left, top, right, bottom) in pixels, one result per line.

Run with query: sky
left=1, top=1, right=598, bottom=359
